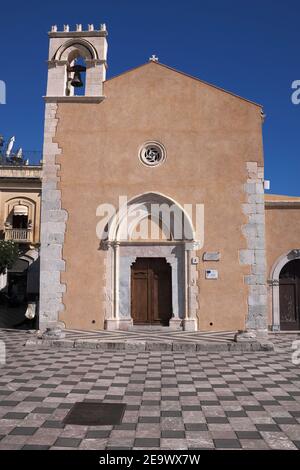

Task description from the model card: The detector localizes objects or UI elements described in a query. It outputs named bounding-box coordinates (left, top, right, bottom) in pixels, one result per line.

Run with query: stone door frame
left=104, top=241, right=199, bottom=331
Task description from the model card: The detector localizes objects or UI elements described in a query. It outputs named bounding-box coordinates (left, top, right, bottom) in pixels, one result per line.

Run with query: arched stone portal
left=269, top=249, right=300, bottom=330
left=102, top=192, right=201, bottom=331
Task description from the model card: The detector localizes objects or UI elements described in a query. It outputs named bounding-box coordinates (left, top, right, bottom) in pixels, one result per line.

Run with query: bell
left=71, top=70, right=83, bottom=87
left=68, top=64, right=86, bottom=88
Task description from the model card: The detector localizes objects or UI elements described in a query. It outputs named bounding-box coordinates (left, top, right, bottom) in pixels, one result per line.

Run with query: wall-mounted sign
left=205, top=269, right=218, bottom=279
left=203, top=252, right=220, bottom=261
left=191, top=257, right=199, bottom=265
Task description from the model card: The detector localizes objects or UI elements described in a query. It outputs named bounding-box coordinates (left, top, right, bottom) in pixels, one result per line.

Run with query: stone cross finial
left=149, top=54, right=159, bottom=62
left=64, top=24, right=69, bottom=32
left=51, top=25, right=57, bottom=32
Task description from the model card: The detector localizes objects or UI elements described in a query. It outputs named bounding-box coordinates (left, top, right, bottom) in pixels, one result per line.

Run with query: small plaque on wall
left=205, top=269, right=218, bottom=279
left=203, top=252, right=220, bottom=261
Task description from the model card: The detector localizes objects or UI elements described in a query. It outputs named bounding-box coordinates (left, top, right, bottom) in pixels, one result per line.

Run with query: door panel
left=279, top=282, right=297, bottom=330
left=279, top=259, right=300, bottom=330
left=131, top=258, right=172, bottom=325
left=131, top=270, right=148, bottom=324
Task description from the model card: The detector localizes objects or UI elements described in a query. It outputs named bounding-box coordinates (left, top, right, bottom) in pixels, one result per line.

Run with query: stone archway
left=102, top=192, right=200, bottom=331
left=269, top=249, right=300, bottom=330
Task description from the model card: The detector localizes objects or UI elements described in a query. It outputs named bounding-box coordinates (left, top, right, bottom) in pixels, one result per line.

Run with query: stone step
left=25, top=337, right=274, bottom=352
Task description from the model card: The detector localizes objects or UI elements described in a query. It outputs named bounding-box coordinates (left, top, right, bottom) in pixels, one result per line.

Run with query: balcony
left=4, top=228, right=32, bottom=243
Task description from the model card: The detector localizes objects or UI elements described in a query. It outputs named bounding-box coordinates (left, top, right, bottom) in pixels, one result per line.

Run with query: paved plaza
left=0, top=329, right=300, bottom=450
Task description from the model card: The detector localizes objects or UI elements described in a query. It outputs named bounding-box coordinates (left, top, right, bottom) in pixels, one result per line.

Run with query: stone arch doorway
left=131, top=257, right=172, bottom=326
left=270, top=249, right=300, bottom=330
left=279, top=259, right=300, bottom=330
left=102, top=192, right=201, bottom=331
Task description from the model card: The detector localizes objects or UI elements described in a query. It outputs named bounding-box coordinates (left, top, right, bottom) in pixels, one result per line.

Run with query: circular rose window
left=139, top=141, right=166, bottom=167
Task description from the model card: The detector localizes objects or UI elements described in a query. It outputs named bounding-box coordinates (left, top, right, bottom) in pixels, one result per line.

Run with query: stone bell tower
left=46, top=23, right=108, bottom=99
left=40, top=24, right=108, bottom=333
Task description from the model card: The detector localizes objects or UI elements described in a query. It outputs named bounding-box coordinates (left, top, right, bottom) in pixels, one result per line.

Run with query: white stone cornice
left=43, top=96, right=105, bottom=103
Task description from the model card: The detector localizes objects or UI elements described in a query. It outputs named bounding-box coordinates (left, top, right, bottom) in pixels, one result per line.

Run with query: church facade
left=39, top=24, right=300, bottom=335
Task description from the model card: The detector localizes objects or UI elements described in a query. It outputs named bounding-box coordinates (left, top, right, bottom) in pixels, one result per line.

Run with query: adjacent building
left=0, top=144, right=41, bottom=327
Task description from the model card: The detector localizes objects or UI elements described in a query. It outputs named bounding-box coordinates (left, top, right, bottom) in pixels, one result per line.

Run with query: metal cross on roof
left=149, top=54, right=159, bottom=62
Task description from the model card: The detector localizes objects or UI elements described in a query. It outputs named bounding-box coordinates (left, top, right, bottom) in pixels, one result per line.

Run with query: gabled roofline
left=105, top=61, right=263, bottom=109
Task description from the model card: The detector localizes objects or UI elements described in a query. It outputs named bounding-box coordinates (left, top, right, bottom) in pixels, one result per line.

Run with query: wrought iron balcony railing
left=4, top=228, right=32, bottom=242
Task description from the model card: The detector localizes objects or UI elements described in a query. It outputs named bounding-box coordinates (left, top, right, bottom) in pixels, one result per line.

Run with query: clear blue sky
left=0, top=0, right=299, bottom=195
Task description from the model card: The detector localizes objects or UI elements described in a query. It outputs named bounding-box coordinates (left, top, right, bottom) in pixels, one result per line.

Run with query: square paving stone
left=259, top=401, right=279, bottom=406
left=24, top=397, right=44, bottom=402
left=213, top=439, right=241, bottom=449
left=161, top=411, right=182, bottom=417
left=274, top=417, right=298, bottom=425
left=206, top=417, right=229, bottom=424
left=185, top=423, right=208, bottom=431
left=53, top=437, right=81, bottom=448
left=139, top=417, right=160, bottom=423
left=23, top=445, right=50, bottom=450
left=243, top=406, right=265, bottom=411
left=142, top=400, right=160, bottom=406
left=63, top=402, right=126, bottom=426
left=225, top=411, right=247, bottom=417
left=134, top=438, right=160, bottom=447
left=49, top=392, right=68, bottom=398
left=3, top=412, right=28, bottom=419
left=115, top=423, right=137, bottom=430
left=10, top=427, right=37, bottom=436
left=33, top=407, right=55, bottom=414
left=58, top=403, right=73, bottom=409
left=236, top=431, right=262, bottom=439
left=161, top=431, right=185, bottom=438
left=18, top=387, right=36, bottom=392
left=86, top=430, right=111, bottom=439
left=256, top=424, right=281, bottom=432
left=0, top=401, right=20, bottom=406
left=42, top=421, right=65, bottom=429
left=200, top=401, right=220, bottom=406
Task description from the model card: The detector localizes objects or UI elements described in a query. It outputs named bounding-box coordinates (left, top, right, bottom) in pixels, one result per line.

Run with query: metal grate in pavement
left=63, top=402, right=126, bottom=426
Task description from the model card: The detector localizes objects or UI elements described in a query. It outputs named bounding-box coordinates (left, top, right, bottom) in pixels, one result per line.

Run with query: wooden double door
left=131, top=258, right=172, bottom=325
left=279, top=259, right=300, bottom=330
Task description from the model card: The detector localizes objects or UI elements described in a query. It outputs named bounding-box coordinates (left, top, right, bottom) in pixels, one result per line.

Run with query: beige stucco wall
left=265, top=198, right=300, bottom=326
left=54, top=62, right=264, bottom=331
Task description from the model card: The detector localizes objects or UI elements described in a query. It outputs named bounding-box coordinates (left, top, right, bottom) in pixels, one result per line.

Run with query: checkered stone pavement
left=63, top=328, right=236, bottom=343
left=0, top=329, right=299, bottom=450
